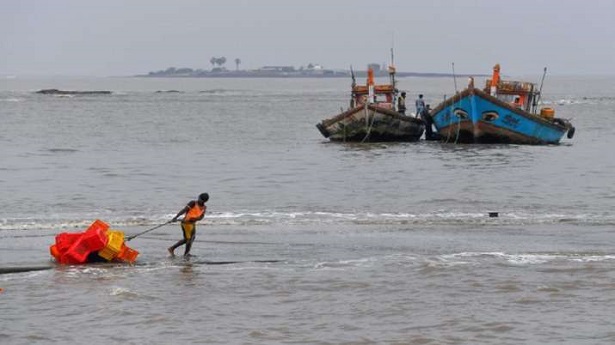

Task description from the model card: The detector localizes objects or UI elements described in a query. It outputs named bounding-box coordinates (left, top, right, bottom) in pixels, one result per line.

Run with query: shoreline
left=135, top=71, right=483, bottom=79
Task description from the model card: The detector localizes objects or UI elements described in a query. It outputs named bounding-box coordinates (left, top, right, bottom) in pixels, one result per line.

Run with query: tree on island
left=235, top=58, right=241, bottom=71
left=209, top=56, right=227, bottom=71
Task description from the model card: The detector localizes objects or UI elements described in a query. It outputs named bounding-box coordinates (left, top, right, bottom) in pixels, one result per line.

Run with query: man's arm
left=171, top=205, right=189, bottom=222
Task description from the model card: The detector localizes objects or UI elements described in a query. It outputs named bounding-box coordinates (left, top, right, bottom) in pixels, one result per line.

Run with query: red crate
left=55, top=232, right=83, bottom=253
left=86, top=219, right=109, bottom=234
left=61, top=228, right=108, bottom=264
left=61, top=239, right=91, bottom=264
left=81, top=227, right=108, bottom=252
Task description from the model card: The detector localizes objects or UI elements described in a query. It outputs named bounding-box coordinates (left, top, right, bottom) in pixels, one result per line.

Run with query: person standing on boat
left=415, top=94, right=425, bottom=118
left=168, top=193, right=209, bottom=257
left=397, top=91, right=407, bottom=115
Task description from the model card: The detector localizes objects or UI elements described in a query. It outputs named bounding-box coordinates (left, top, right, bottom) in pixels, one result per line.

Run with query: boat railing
left=352, top=84, right=395, bottom=94
left=483, top=79, right=537, bottom=112
left=485, top=79, right=534, bottom=94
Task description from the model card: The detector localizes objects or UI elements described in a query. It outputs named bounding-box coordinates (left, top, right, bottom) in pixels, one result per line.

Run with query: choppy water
left=1, top=75, right=614, bottom=344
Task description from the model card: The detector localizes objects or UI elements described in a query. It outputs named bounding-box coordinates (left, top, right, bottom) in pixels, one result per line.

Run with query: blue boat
left=429, top=64, right=575, bottom=144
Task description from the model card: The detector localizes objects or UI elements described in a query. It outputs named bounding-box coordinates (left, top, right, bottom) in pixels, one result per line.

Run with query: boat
left=49, top=219, right=139, bottom=264
left=429, top=64, right=575, bottom=144
left=316, top=66, right=424, bottom=142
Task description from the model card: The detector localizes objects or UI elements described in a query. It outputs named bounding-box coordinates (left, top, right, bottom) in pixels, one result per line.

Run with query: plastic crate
left=61, top=239, right=91, bottom=264
left=81, top=227, right=108, bottom=252
left=49, top=244, right=61, bottom=261
left=116, top=244, right=139, bottom=263
left=55, top=232, right=83, bottom=253
left=98, top=230, right=125, bottom=261
left=61, top=228, right=108, bottom=264
left=86, top=219, right=109, bottom=234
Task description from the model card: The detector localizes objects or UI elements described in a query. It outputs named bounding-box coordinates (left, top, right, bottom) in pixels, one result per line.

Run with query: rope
left=444, top=95, right=454, bottom=144
left=361, top=103, right=376, bottom=143
left=126, top=220, right=173, bottom=241
left=443, top=93, right=462, bottom=144
left=454, top=113, right=461, bottom=144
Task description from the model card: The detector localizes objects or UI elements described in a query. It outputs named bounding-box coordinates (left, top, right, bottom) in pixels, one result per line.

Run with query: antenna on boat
left=389, top=47, right=396, bottom=88
left=390, top=32, right=395, bottom=69
left=451, top=62, right=458, bottom=93
left=350, top=65, right=356, bottom=88
left=534, top=67, right=547, bottom=110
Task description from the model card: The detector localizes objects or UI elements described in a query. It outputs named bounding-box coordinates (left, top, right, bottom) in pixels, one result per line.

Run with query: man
left=397, top=91, right=407, bottom=115
left=168, top=193, right=209, bottom=257
left=415, top=94, right=425, bottom=118
left=420, top=104, right=437, bottom=140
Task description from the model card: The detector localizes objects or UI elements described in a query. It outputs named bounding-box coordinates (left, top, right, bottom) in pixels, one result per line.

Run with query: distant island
left=138, top=60, right=474, bottom=79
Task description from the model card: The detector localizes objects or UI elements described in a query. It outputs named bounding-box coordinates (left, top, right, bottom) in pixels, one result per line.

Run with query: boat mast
left=349, top=65, right=357, bottom=108
left=533, top=67, right=547, bottom=113
left=389, top=47, right=396, bottom=88
left=452, top=62, right=458, bottom=93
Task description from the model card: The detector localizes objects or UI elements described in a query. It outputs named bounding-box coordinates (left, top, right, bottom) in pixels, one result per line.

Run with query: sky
left=1, top=0, right=614, bottom=76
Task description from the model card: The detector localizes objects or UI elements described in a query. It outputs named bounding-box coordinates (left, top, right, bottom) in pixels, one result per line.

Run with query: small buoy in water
left=0, top=288, right=4, bottom=293
left=488, top=212, right=499, bottom=218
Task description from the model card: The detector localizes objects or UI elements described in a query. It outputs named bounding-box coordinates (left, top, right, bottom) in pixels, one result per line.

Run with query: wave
left=441, top=251, right=615, bottom=265
left=542, top=96, right=615, bottom=106
left=199, top=88, right=239, bottom=94
left=0, top=210, right=613, bottom=231
left=206, top=210, right=615, bottom=227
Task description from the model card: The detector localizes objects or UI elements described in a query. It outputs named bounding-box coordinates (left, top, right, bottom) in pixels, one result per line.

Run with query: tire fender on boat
left=567, top=126, right=575, bottom=139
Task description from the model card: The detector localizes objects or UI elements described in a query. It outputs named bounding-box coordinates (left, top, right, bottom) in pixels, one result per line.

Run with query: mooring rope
left=361, top=103, right=376, bottom=143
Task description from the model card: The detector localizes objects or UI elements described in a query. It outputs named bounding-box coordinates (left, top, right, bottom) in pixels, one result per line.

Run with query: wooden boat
left=316, top=66, right=424, bottom=142
left=429, top=64, right=575, bottom=144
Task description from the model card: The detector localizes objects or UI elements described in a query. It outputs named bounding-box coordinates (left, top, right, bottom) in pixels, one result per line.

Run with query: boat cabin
left=484, top=64, right=538, bottom=113
left=349, top=67, right=396, bottom=110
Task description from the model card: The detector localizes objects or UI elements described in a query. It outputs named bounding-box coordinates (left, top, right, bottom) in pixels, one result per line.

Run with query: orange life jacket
left=185, top=203, right=205, bottom=223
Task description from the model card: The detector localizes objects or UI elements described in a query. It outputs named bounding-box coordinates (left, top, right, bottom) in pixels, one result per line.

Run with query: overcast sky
left=1, top=0, right=614, bottom=76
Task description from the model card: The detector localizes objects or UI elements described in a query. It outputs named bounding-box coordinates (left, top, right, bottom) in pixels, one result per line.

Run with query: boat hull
left=430, top=88, right=571, bottom=144
left=317, top=104, right=425, bottom=142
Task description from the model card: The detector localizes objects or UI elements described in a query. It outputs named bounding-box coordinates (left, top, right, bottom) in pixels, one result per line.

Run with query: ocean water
left=1, top=75, right=614, bottom=344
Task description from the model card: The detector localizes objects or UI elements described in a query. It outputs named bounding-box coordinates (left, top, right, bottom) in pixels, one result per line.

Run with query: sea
left=1, top=75, right=614, bottom=344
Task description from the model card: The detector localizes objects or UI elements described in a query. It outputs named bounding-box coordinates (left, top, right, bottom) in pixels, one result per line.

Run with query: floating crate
left=86, top=219, right=109, bottom=234
left=98, top=230, right=125, bottom=261
left=61, top=239, right=91, bottom=264
left=49, top=244, right=61, bottom=261
left=81, top=227, right=108, bottom=252
left=61, top=227, right=108, bottom=264
left=116, top=244, right=139, bottom=263
left=55, top=232, right=82, bottom=253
